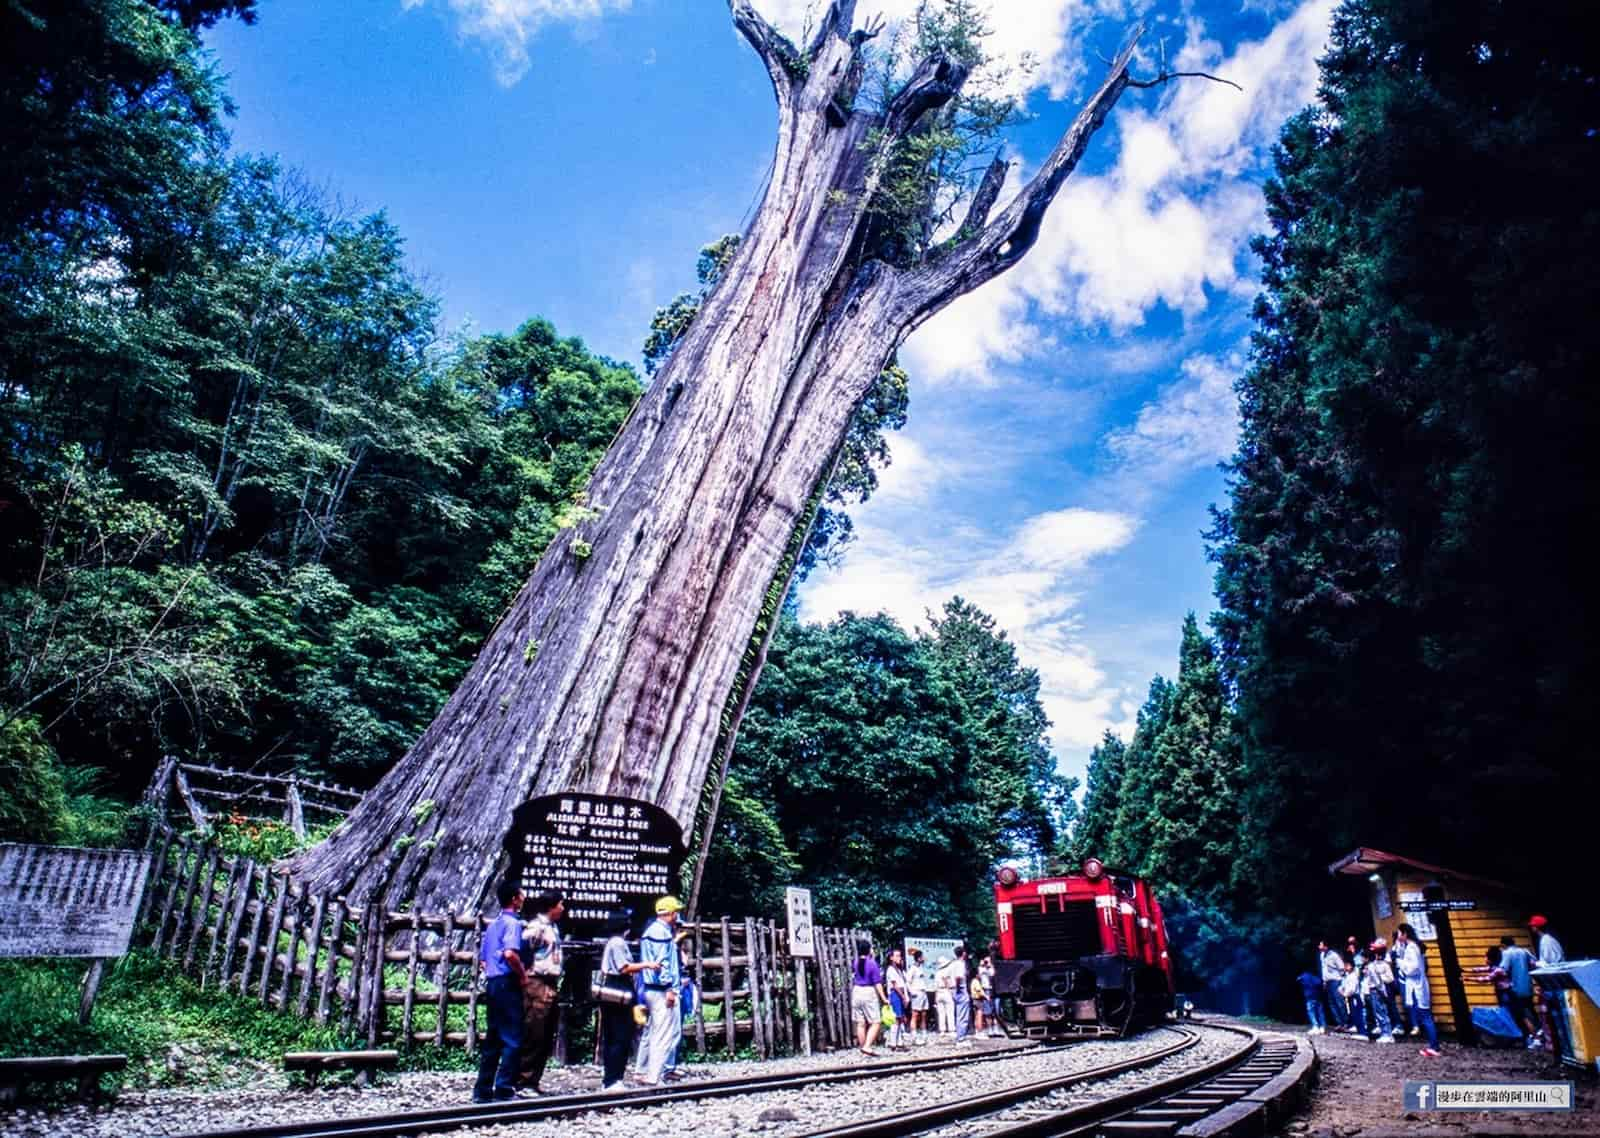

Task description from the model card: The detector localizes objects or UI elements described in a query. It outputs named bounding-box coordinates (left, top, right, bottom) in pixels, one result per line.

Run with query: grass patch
left=0, top=950, right=463, bottom=1095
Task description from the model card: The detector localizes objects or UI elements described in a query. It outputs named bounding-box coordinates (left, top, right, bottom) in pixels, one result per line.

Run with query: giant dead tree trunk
left=288, top=1, right=1164, bottom=913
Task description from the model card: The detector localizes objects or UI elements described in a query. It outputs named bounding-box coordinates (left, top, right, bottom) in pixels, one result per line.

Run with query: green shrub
left=0, top=716, right=132, bottom=846
left=0, top=952, right=349, bottom=1091
left=0, top=715, right=69, bottom=842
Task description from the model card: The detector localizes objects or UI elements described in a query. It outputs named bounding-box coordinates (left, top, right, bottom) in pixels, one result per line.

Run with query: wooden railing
left=136, top=828, right=873, bottom=1058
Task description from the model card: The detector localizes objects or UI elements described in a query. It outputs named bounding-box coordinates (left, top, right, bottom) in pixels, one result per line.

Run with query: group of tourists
left=473, top=882, right=689, bottom=1103
left=1297, top=915, right=1567, bottom=1060
left=473, top=885, right=1014, bottom=1102
left=847, top=941, right=1005, bottom=1055
left=1460, top=915, right=1567, bottom=1052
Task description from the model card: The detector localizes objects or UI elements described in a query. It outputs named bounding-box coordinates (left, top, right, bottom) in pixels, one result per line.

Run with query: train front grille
left=1012, top=899, right=1101, bottom=961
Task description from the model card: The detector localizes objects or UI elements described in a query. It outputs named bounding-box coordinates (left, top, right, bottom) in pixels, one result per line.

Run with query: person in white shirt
left=1395, top=923, right=1441, bottom=1057
left=1530, top=915, right=1565, bottom=965
left=907, top=948, right=930, bottom=1044
left=934, top=956, right=956, bottom=1037
left=1528, top=914, right=1567, bottom=1053
left=885, top=949, right=911, bottom=1050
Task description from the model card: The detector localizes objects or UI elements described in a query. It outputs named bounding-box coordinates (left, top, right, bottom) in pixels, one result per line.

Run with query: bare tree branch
left=1128, top=70, right=1243, bottom=91
left=901, top=25, right=1153, bottom=322
left=730, top=0, right=798, bottom=103
left=885, top=51, right=973, bottom=139
left=962, top=150, right=1009, bottom=233
left=804, top=0, right=860, bottom=60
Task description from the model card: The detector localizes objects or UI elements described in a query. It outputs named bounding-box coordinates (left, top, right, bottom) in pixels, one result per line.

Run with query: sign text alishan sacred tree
left=288, top=1, right=1227, bottom=914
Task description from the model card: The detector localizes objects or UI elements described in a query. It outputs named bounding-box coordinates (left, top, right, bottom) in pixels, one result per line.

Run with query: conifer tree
left=1069, top=730, right=1125, bottom=863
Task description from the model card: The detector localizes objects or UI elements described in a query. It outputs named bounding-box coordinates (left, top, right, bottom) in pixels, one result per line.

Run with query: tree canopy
left=702, top=599, right=1070, bottom=940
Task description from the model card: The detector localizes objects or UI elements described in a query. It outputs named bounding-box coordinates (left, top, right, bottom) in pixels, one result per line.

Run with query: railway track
left=803, top=1022, right=1300, bottom=1138
left=190, top=1038, right=1049, bottom=1138
left=190, top=1022, right=1304, bottom=1138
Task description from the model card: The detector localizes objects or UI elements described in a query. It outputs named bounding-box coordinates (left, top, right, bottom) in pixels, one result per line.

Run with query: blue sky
left=205, top=0, right=1334, bottom=789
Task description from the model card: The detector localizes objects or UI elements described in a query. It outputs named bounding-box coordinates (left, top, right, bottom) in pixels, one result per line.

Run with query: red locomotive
left=991, top=858, right=1175, bottom=1037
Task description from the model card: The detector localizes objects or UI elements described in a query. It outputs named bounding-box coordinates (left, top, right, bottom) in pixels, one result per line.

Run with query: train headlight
left=997, top=866, right=1021, bottom=888
left=1082, top=857, right=1104, bottom=881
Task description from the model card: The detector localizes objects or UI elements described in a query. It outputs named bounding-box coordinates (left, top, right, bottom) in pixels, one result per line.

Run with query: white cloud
left=755, top=0, right=1122, bottom=100
left=402, top=0, right=631, bottom=86
left=900, top=0, right=1333, bottom=382
left=1103, top=349, right=1241, bottom=502
left=800, top=506, right=1138, bottom=753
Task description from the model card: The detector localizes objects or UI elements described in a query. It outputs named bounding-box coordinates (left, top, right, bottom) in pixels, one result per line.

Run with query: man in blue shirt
left=638, top=895, right=684, bottom=1085
left=1498, top=935, right=1536, bottom=1039
left=473, top=879, right=529, bottom=1103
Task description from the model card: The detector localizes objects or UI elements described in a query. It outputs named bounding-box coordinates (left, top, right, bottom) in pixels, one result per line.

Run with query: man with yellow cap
left=638, top=895, right=684, bottom=1085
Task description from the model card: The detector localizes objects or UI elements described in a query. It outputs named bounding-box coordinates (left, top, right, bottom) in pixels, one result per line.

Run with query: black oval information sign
left=505, top=793, right=686, bottom=936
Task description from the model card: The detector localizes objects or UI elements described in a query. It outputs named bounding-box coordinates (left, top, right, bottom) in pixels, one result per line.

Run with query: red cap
left=1529, top=914, right=1548, bottom=928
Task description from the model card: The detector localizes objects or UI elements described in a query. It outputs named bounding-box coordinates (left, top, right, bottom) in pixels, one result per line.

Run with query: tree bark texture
left=288, top=1, right=1152, bottom=913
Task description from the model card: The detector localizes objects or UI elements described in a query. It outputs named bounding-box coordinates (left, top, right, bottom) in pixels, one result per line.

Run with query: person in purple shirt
left=849, top=939, right=889, bottom=1056
left=473, top=879, right=530, bottom=1103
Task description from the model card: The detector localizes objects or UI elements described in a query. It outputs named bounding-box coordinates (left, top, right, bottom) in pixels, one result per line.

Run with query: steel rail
left=187, top=1036, right=1067, bottom=1138
left=798, top=1025, right=1214, bottom=1138
left=971, top=1024, right=1264, bottom=1138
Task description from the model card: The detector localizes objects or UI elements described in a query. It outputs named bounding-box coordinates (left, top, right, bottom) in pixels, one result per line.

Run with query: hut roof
left=1327, top=847, right=1510, bottom=892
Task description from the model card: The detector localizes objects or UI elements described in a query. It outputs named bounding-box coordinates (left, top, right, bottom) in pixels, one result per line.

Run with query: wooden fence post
left=465, top=915, right=483, bottom=1052
left=719, top=916, right=735, bottom=1054
left=277, top=888, right=302, bottom=1011
left=217, top=858, right=254, bottom=990
left=183, top=845, right=221, bottom=971
left=151, top=837, right=189, bottom=956
left=298, top=893, right=327, bottom=1020
left=317, top=899, right=346, bottom=1026
left=433, top=915, right=453, bottom=1047
left=284, top=778, right=306, bottom=841
left=400, top=910, right=422, bottom=1050
left=136, top=829, right=173, bottom=930
left=692, top=921, right=707, bottom=1056
left=172, top=766, right=208, bottom=833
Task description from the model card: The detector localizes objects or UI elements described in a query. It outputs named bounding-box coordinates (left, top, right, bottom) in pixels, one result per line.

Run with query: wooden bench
left=282, top=1050, right=399, bottom=1088
left=0, top=1054, right=128, bottom=1103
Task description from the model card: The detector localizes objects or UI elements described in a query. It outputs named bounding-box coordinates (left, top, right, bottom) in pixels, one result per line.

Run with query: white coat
left=1396, top=940, right=1431, bottom=1009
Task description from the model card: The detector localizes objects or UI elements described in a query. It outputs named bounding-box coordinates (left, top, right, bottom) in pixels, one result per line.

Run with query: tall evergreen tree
left=1142, top=615, right=1240, bottom=901
left=1104, top=675, right=1174, bottom=873
left=1069, top=730, right=1125, bottom=863
left=1209, top=0, right=1599, bottom=940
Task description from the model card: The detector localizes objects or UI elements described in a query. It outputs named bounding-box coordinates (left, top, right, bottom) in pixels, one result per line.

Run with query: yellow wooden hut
left=1329, top=847, right=1539, bottom=1040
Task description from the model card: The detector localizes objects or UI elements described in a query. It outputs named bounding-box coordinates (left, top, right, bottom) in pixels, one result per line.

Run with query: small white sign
left=786, top=886, right=814, bottom=958
left=1399, top=891, right=1438, bottom=941
left=905, top=935, right=963, bottom=963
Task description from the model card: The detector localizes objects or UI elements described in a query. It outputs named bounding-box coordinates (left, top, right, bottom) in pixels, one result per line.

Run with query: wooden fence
left=140, top=756, right=363, bottom=842
left=135, top=831, right=874, bottom=1058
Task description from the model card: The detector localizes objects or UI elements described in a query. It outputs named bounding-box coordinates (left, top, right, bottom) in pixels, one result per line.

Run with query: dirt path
left=1271, top=1022, right=1599, bottom=1137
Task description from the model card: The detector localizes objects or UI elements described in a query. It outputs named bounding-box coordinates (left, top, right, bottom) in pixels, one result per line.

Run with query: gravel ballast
left=0, top=1030, right=1217, bottom=1138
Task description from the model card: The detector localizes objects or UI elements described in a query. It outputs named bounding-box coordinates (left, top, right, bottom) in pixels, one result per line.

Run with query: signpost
left=784, top=886, right=814, bottom=1056
left=0, top=843, right=154, bottom=1022
left=1401, top=899, right=1476, bottom=912
left=785, top=887, right=814, bottom=958
left=504, top=792, right=685, bottom=939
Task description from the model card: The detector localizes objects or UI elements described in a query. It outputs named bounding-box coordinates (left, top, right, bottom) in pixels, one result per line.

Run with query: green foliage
left=0, top=951, right=367, bottom=1091
left=211, top=813, right=301, bottom=861
left=855, top=0, right=1032, bottom=266
left=707, top=599, right=1064, bottom=942
left=1207, top=0, right=1600, bottom=956
left=0, top=716, right=68, bottom=843
left=0, top=2, right=640, bottom=797
left=0, top=715, right=137, bottom=846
